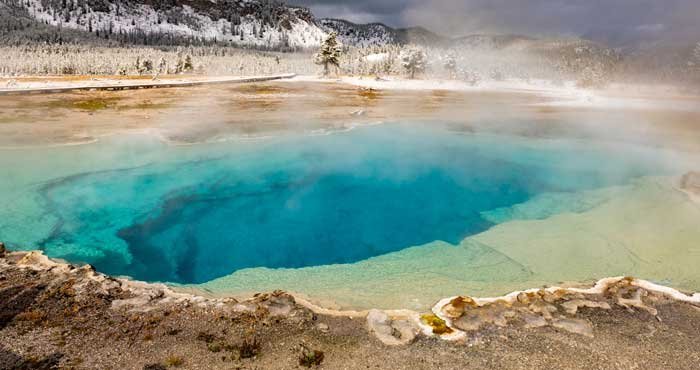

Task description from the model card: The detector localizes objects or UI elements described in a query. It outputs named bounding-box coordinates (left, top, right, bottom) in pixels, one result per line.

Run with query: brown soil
left=1, top=250, right=699, bottom=370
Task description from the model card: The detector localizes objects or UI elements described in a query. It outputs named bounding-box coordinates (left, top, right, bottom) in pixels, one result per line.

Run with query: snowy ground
left=1, top=75, right=234, bottom=90
left=3, top=74, right=699, bottom=112
left=290, top=75, right=700, bottom=112
left=0, top=74, right=296, bottom=93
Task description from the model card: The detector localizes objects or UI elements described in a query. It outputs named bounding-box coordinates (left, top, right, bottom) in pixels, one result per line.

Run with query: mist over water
left=1, top=123, right=684, bottom=288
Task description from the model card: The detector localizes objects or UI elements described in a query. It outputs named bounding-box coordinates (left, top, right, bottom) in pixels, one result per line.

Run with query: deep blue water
left=35, top=124, right=668, bottom=284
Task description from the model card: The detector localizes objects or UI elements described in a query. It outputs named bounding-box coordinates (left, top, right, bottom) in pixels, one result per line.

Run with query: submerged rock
left=0, top=242, right=5, bottom=257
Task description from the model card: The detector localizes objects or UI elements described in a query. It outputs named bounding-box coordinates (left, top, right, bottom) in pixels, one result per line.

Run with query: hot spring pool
left=1, top=123, right=699, bottom=310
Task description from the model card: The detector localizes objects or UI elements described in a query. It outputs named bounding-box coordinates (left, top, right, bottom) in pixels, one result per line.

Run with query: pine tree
left=184, top=55, right=193, bottom=72
left=443, top=53, right=457, bottom=79
left=142, top=59, right=153, bottom=74
left=400, top=48, right=426, bottom=79
left=157, top=57, right=167, bottom=74
left=314, top=32, right=342, bottom=77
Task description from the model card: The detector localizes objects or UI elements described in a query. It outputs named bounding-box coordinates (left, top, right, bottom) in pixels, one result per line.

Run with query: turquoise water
left=0, top=123, right=684, bottom=287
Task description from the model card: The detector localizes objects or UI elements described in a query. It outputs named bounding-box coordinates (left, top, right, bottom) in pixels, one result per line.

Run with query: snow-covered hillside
left=319, top=19, right=397, bottom=47
left=453, top=34, right=536, bottom=50
left=319, top=18, right=448, bottom=47
left=7, top=0, right=328, bottom=50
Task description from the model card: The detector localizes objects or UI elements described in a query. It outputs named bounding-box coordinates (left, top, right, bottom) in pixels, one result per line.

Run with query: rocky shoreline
left=1, top=246, right=700, bottom=369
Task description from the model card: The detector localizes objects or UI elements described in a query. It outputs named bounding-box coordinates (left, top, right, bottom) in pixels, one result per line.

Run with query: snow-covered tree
left=157, top=57, right=168, bottom=74
left=184, top=55, right=194, bottom=72
left=490, top=70, right=504, bottom=81
left=141, top=59, right=153, bottom=74
left=576, top=66, right=607, bottom=89
left=400, top=48, right=426, bottom=79
left=692, top=42, right=700, bottom=68
left=443, top=53, right=457, bottom=79
left=463, top=71, right=481, bottom=86
left=175, top=53, right=194, bottom=73
left=314, top=32, right=342, bottom=77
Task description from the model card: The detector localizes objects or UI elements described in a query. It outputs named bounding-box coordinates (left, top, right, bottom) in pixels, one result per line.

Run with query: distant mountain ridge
left=318, top=18, right=448, bottom=47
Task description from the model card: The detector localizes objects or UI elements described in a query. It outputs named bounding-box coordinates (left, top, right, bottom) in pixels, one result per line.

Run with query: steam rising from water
left=1, top=79, right=700, bottom=310
left=1, top=119, right=698, bottom=312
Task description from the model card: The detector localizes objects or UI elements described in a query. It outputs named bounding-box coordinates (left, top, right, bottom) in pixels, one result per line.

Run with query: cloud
left=292, top=0, right=700, bottom=43
left=401, top=0, right=699, bottom=38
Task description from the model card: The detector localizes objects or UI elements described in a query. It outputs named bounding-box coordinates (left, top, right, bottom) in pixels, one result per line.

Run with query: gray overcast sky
left=291, top=0, right=700, bottom=43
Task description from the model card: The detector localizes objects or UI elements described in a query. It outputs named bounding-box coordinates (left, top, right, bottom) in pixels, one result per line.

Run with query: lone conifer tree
left=400, top=48, right=427, bottom=79
left=314, top=32, right=342, bottom=77
left=443, top=53, right=457, bottom=79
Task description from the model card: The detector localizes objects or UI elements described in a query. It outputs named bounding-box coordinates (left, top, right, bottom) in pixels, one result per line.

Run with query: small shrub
left=164, top=356, right=184, bottom=367
left=196, top=331, right=216, bottom=343
left=298, top=345, right=324, bottom=367
left=15, top=310, right=46, bottom=324
left=207, top=342, right=222, bottom=353
left=143, top=364, right=167, bottom=370
left=238, top=336, right=261, bottom=359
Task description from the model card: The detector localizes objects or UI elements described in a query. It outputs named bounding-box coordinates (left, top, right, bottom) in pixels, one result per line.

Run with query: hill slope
left=319, top=18, right=449, bottom=47
left=1, top=0, right=327, bottom=49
